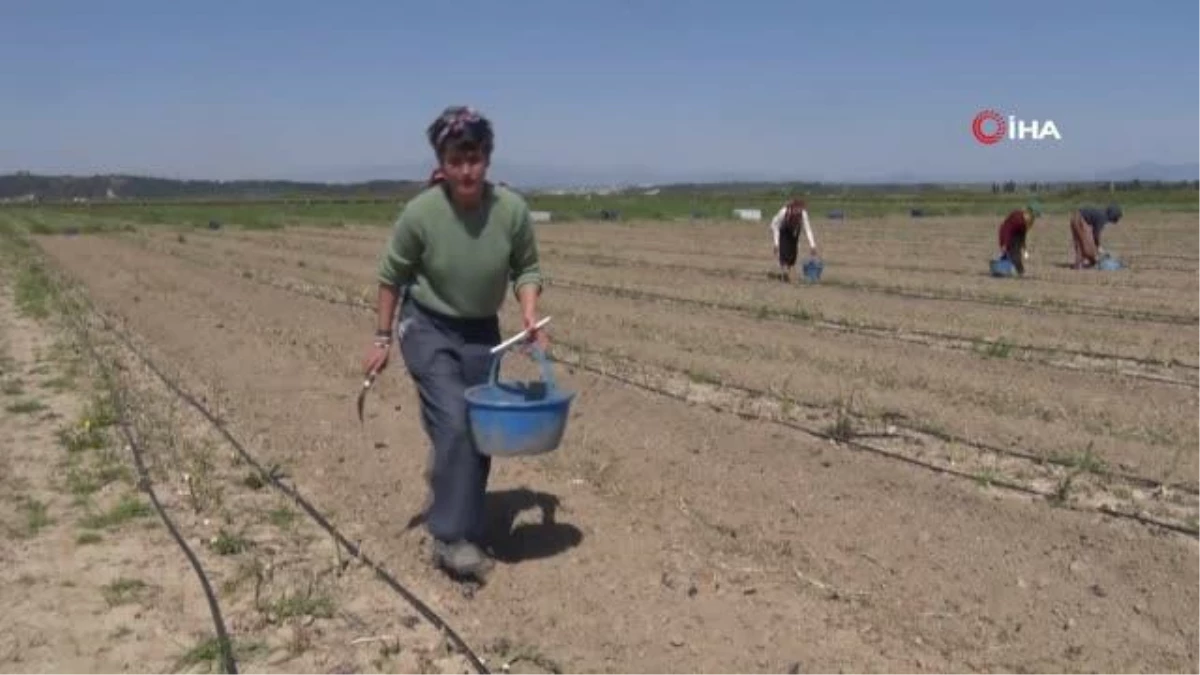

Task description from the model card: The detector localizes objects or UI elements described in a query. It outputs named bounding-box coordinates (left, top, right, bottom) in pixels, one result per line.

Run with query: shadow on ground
left=483, top=488, right=583, bottom=563
left=403, top=487, right=584, bottom=564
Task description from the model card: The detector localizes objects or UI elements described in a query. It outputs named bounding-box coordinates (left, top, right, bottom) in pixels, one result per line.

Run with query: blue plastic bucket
left=802, top=258, right=824, bottom=282
left=464, top=347, right=576, bottom=457
left=989, top=257, right=1017, bottom=277
left=1096, top=254, right=1123, bottom=271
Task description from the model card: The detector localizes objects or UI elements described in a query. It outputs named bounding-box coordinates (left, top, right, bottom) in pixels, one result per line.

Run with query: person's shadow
left=481, top=488, right=583, bottom=563
left=403, top=488, right=583, bottom=564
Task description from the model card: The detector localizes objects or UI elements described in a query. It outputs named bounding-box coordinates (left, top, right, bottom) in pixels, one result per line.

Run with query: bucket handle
left=487, top=345, right=559, bottom=392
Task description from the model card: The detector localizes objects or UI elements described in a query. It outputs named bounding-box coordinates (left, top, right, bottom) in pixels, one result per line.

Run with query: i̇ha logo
left=972, top=109, right=1061, bottom=145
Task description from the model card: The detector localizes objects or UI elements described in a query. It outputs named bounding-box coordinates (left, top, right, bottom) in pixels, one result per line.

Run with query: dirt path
left=0, top=265, right=218, bottom=672
left=0, top=239, right=483, bottom=674
left=33, top=231, right=1200, bottom=673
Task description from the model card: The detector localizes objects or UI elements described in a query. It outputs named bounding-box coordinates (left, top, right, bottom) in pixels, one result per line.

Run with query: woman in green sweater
left=363, top=106, right=546, bottom=580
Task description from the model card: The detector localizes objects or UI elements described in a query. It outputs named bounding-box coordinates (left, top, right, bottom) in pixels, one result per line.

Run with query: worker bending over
left=769, top=199, right=818, bottom=282
left=1069, top=203, right=1122, bottom=269
left=996, top=201, right=1042, bottom=276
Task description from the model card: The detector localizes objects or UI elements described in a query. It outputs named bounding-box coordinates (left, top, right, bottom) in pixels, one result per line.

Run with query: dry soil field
left=7, top=209, right=1199, bottom=672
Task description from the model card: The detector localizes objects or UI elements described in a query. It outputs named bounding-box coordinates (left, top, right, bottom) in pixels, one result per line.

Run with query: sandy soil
left=116, top=230, right=1200, bottom=488
left=23, top=211, right=1200, bottom=674
left=0, top=272, right=216, bottom=673
left=144, top=225, right=1199, bottom=366
left=114, top=227, right=1200, bottom=530
left=0, top=246, right=479, bottom=674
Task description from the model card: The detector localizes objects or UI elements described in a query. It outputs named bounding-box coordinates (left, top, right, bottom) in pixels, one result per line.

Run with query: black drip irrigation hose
left=906, top=421, right=1200, bottom=497
left=220, top=272, right=1199, bottom=538
left=86, top=309, right=490, bottom=675
left=548, top=279, right=1200, bottom=374
left=71, top=312, right=238, bottom=672
left=554, top=352, right=1200, bottom=540
left=125, top=235, right=1200, bottom=378
left=557, top=340, right=1199, bottom=497
left=543, top=253, right=1200, bottom=327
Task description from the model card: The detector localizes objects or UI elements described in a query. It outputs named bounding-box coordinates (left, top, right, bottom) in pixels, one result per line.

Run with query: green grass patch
left=269, top=588, right=335, bottom=620
left=209, top=529, right=251, bottom=556
left=59, top=423, right=108, bottom=454
left=978, top=339, right=1015, bottom=359
left=67, top=461, right=132, bottom=501
left=1054, top=443, right=1108, bottom=475
left=173, top=636, right=265, bottom=672
left=20, top=497, right=53, bottom=536
left=266, top=506, right=295, bottom=528
left=13, top=260, right=55, bottom=319
left=5, top=398, right=46, bottom=414
left=101, top=577, right=149, bottom=606
left=58, top=395, right=118, bottom=455
left=79, top=494, right=152, bottom=530
left=39, top=375, right=73, bottom=391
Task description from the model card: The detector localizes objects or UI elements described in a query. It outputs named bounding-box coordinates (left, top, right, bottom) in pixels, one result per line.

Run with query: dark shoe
left=431, top=539, right=494, bottom=580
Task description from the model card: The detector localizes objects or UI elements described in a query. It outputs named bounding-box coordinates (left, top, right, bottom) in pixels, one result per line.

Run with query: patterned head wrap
left=426, top=106, right=495, bottom=157
left=782, top=199, right=806, bottom=230
left=786, top=199, right=806, bottom=217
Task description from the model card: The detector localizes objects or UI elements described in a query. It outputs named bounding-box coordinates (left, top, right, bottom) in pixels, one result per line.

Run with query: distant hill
left=312, top=160, right=1200, bottom=190
left=1, top=163, right=1196, bottom=202
left=1094, top=162, right=1200, bottom=182
left=296, top=161, right=801, bottom=191
left=0, top=172, right=425, bottom=202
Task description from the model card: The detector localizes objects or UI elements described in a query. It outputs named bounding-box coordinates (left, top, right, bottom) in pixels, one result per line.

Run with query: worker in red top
left=996, top=201, right=1042, bottom=276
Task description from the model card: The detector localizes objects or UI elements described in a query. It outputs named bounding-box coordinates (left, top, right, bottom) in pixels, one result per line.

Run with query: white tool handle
left=491, top=316, right=552, bottom=354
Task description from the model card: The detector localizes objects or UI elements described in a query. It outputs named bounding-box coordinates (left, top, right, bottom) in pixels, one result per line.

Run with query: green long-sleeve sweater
left=377, top=183, right=543, bottom=319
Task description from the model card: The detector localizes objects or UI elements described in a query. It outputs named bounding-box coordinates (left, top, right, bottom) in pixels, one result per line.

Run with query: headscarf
left=1025, top=200, right=1043, bottom=218
left=1106, top=203, right=1123, bottom=222
left=425, top=105, right=494, bottom=156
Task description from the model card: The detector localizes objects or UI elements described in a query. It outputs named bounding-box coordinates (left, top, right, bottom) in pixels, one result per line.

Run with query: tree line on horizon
left=988, top=179, right=1197, bottom=194
left=0, top=172, right=425, bottom=203
left=1, top=171, right=1197, bottom=203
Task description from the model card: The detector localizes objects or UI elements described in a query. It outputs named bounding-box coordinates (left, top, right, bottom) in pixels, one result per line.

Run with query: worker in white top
left=769, top=198, right=818, bottom=282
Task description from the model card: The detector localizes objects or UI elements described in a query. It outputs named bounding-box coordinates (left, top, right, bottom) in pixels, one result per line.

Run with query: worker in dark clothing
left=997, top=201, right=1042, bottom=275
left=768, top=199, right=818, bottom=282
left=1069, top=203, right=1122, bottom=269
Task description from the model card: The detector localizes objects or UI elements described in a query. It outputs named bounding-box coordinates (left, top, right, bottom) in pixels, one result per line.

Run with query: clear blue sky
left=1, top=0, right=1196, bottom=183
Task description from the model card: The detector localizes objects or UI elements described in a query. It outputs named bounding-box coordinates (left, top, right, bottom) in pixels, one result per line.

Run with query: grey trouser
left=1005, top=230, right=1027, bottom=275
left=397, top=296, right=501, bottom=543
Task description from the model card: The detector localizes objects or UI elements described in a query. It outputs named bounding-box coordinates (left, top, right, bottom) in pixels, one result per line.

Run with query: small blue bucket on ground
left=802, top=257, right=824, bottom=282
left=464, top=346, right=576, bottom=457
left=989, top=257, right=1017, bottom=277
left=1096, top=253, right=1124, bottom=271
